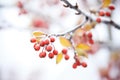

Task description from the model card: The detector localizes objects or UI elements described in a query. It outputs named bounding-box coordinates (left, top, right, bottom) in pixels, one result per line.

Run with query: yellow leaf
left=75, top=48, right=88, bottom=58
left=56, top=53, right=63, bottom=64
left=84, top=22, right=96, bottom=31
left=84, top=24, right=93, bottom=31
left=59, top=36, right=72, bottom=47
left=102, top=0, right=111, bottom=8
left=32, top=31, right=45, bottom=37
left=76, top=43, right=91, bottom=51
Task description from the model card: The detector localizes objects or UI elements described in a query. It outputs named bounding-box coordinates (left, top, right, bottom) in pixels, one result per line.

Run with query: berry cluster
left=96, top=5, right=115, bottom=23
left=31, top=36, right=59, bottom=59
left=30, top=34, right=89, bottom=69
left=72, top=61, right=87, bottom=69
left=30, top=30, right=94, bottom=69
left=72, top=55, right=87, bottom=69
left=84, top=32, right=94, bottom=45
left=30, top=36, right=71, bottom=60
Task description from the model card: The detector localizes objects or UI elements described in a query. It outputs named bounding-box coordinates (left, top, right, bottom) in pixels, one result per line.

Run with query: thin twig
left=55, top=16, right=88, bottom=36
left=61, top=0, right=120, bottom=29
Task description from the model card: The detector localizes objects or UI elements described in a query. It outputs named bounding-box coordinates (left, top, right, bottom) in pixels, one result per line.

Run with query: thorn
left=63, top=4, right=69, bottom=7
left=74, top=3, right=78, bottom=9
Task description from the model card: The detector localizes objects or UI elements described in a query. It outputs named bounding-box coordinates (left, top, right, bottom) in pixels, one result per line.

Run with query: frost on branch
left=30, top=0, right=120, bottom=69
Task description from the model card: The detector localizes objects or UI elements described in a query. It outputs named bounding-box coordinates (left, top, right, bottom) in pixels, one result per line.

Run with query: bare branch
left=55, top=16, right=88, bottom=36
left=61, top=0, right=120, bottom=29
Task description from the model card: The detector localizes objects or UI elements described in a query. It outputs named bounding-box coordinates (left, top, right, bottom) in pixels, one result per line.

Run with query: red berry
left=48, top=53, right=54, bottom=59
left=62, top=49, right=67, bottom=54
left=53, top=49, right=58, bottom=55
left=76, top=60, right=81, bottom=66
left=34, top=44, right=40, bottom=51
left=109, top=5, right=115, bottom=10
left=50, top=37, right=55, bottom=42
left=46, top=45, right=52, bottom=52
left=17, top=1, right=23, bottom=8
left=105, top=12, right=111, bottom=17
left=87, top=32, right=92, bottom=39
left=30, top=38, right=36, bottom=43
left=96, top=17, right=101, bottom=23
left=72, top=63, right=77, bottom=69
left=81, top=62, right=87, bottom=68
left=64, top=54, right=69, bottom=60
left=33, top=19, right=43, bottom=27
left=39, top=52, right=46, bottom=58
left=32, top=19, right=48, bottom=28
left=44, top=39, right=49, bottom=45
left=99, top=11, right=105, bottom=16
left=39, top=40, right=45, bottom=47
left=89, top=39, right=94, bottom=44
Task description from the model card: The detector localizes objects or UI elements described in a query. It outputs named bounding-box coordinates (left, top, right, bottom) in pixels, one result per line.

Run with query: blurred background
left=0, top=0, right=120, bottom=80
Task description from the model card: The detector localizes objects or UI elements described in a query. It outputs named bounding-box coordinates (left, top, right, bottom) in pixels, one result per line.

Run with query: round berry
left=39, top=52, right=46, bottom=58
left=32, top=19, right=48, bottom=28
left=76, top=60, right=81, bottom=66
left=34, top=44, right=40, bottom=51
left=96, top=17, right=101, bottom=23
left=33, top=19, right=43, bottom=27
left=39, top=40, right=45, bottom=47
left=99, top=11, right=105, bottom=16
left=62, top=48, right=67, bottom=54
left=87, top=32, right=92, bottom=39
left=105, top=12, right=111, bottom=17
left=48, top=53, right=54, bottom=59
left=44, top=39, right=49, bottom=45
left=46, top=45, right=52, bottom=52
left=64, top=54, right=69, bottom=60
left=30, top=38, right=36, bottom=43
left=50, top=37, right=55, bottom=42
left=53, top=49, right=58, bottom=55
left=109, top=5, right=115, bottom=10
left=89, top=39, right=94, bottom=44
left=72, top=63, right=77, bottom=69
left=81, top=62, right=87, bottom=68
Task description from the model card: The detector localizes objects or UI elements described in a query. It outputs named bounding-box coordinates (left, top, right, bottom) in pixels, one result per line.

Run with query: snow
left=0, top=0, right=120, bottom=80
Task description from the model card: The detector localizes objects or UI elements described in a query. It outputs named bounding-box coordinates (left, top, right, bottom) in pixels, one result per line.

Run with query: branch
left=55, top=16, right=88, bottom=36
left=61, top=0, right=120, bottom=29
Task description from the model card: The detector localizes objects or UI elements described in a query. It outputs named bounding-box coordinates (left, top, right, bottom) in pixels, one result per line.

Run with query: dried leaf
left=84, top=24, right=92, bottom=31
left=72, top=28, right=87, bottom=45
left=59, top=36, right=72, bottom=47
left=76, top=43, right=91, bottom=51
left=84, top=24, right=93, bottom=31
left=75, top=48, right=88, bottom=58
left=32, top=31, right=45, bottom=37
left=102, top=0, right=111, bottom=8
left=74, top=28, right=86, bottom=36
left=56, top=53, right=63, bottom=64
left=84, top=22, right=97, bottom=31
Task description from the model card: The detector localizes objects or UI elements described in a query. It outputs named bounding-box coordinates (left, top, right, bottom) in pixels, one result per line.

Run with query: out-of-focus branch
left=61, top=0, right=120, bottom=29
